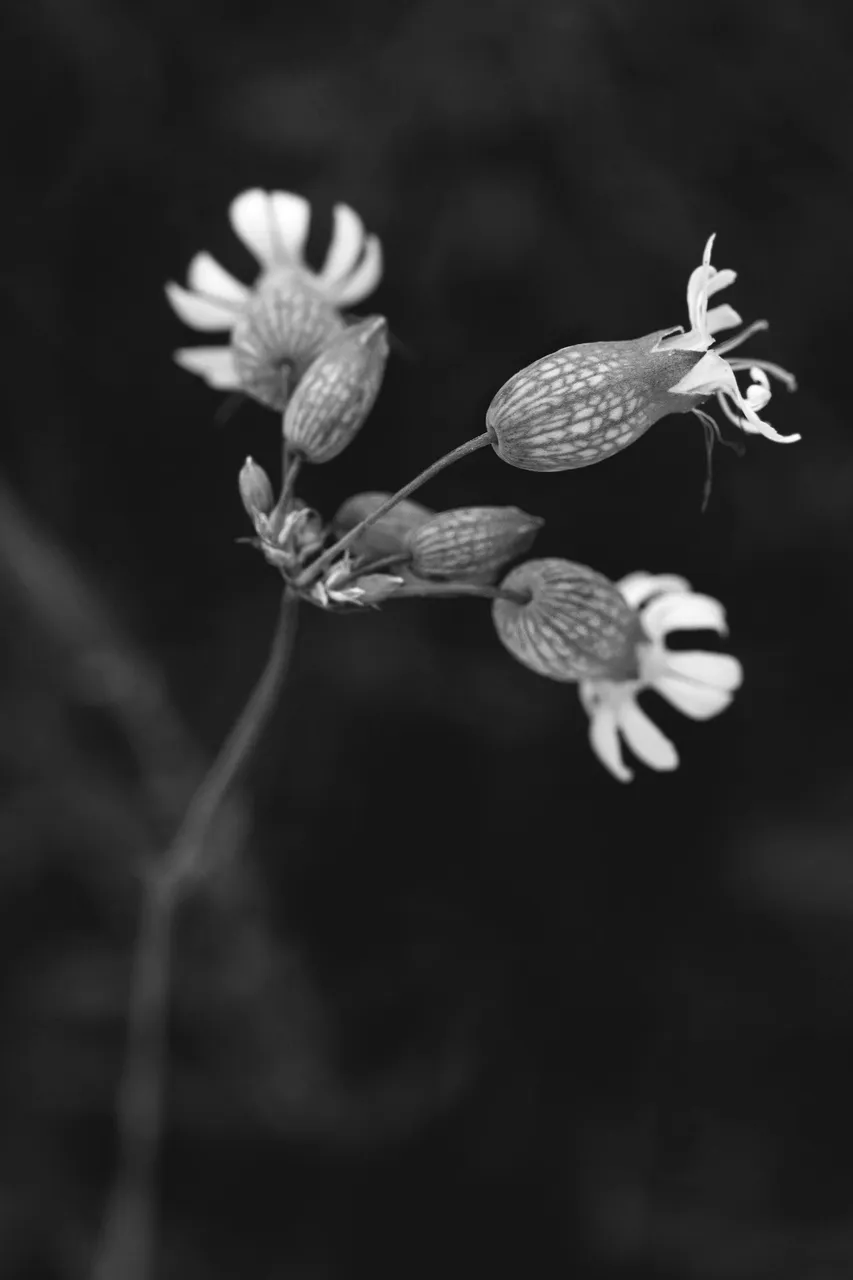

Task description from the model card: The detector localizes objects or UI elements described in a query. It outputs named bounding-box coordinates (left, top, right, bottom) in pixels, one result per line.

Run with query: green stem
left=296, top=430, right=494, bottom=588
left=91, top=588, right=299, bottom=1280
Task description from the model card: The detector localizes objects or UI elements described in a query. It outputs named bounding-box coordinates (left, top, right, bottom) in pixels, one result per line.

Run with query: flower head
left=578, top=571, right=743, bottom=782
left=166, top=189, right=383, bottom=407
left=486, top=234, right=798, bottom=473
left=492, top=561, right=742, bottom=782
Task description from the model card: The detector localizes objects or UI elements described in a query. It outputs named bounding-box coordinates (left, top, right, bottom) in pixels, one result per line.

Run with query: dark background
left=2, top=0, right=853, bottom=1276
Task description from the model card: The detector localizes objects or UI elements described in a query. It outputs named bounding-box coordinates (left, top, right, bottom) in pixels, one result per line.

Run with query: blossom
left=578, top=571, right=743, bottom=782
left=165, top=189, right=383, bottom=405
left=486, top=234, right=798, bottom=472
left=657, top=235, right=799, bottom=444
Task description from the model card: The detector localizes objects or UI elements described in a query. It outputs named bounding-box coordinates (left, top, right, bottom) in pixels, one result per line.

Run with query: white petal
left=165, top=283, right=240, bottom=330
left=617, top=700, right=679, bottom=772
left=617, top=572, right=692, bottom=609
left=229, top=189, right=276, bottom=266
left=318, top=203, right=366, bottom=286
left=643, top=592, right=728, bottom=639
left=584, top=695, right=633, bottom=783
left=653, top=675, right=734, bottom=720
left=706, top=267, right=737, bottom=299
left=325, top=235, right=383, bottom=306
left=270, top=191, right=312, bottom=259
left=686, top=234, right=716, bottom=331
left=664, top=651, right=743, bottom=692
left=174, top=346, right=241, bottom=389
left=229, top=189, right=310, bottom=269
left=706, top=303, right=742, bottom=335
left=187, top=253, right=250, bottom=305
left=668, top=348, right=735, bottom=397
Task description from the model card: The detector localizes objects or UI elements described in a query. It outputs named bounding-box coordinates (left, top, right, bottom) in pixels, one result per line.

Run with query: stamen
left=727, top=356, right=797, bottom=392
left=715, top=390, right=747, bottom=429
left=714, top=319, right=769, bottom=356
left=692, top=407, right=720, bottom=512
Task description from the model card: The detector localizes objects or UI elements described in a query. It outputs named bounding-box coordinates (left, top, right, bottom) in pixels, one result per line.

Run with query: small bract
left=487, top=235, right=798, bottom=472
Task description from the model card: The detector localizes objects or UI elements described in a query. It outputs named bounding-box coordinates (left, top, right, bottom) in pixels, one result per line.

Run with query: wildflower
left=282, top=316, right=388, bottom=462
left=333, top=492, right=434, bottom=562
left=406, top=506, right=543, bottom=581
left=492, top=562, right=742, bottom=781
left=577, top=571, right=743, bottom=781
left=165, top=189, right=383, bottom=407
left=486, top=234, right=798, bottom=472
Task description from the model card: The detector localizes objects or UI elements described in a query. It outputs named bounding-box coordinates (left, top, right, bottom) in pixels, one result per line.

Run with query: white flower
left=655, top=234, right=799, bottom=445
left=165, top=189, right=383, bottom=393
left=578, top=571, right=743, bottom=782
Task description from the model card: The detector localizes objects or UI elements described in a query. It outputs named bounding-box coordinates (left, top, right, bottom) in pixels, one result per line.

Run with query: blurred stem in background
left=91, top=588, right=300, bottom=1280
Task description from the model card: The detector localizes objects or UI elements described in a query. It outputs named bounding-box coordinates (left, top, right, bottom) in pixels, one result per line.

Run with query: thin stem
left=394, top=579, right=531, bottom=606
left=91, top=588, right=299, bottom=1280
left=275, top=451, right=302, bottom=523
left=296, top=431, right=494, bottom=588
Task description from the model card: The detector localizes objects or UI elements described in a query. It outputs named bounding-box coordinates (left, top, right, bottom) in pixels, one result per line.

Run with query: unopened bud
left=238, top=456, right=274, bottom=519
left=283, top=317, right=389, bottom=463
left=231, top=271, right=346, bottom=411
left=492, top=558, right=639, bottom=681
left=333, top=491, right=433, bottom=560
left=486, top=335, right=704, bottom=472
left=407, top=506, right=543, bottom=581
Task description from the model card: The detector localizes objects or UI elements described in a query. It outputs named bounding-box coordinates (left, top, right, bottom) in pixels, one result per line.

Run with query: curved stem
left=297, top=431, right=494, bottom=589
left=395, top=579, right=531, bottom=606
left=275, top=451, right=301, bottom=524
left=91, top=588, right=299, bottom=1280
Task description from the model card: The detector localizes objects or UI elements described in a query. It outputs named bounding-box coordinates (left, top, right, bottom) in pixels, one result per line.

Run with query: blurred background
left=2, top=0, right=853, bottom=1275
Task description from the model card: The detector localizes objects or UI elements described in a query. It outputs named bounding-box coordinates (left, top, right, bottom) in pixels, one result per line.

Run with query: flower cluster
left=168, top=192, right=798, bottom=780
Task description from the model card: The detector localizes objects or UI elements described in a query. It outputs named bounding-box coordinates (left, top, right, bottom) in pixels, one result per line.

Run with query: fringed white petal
left=653, top=675, right=734, bottom=720
left=617, top=572, right=692, bottom=610
left=617, top=699, right=679, bottom=772
left=318, top=203, right=367, bottom=287
left=164, top=283, right=240, bottom=330
left=174, top=345, right=241, bottom=388
left=663, top=651, right=743, bottom=692
left=642, top=591, right=728, bottom=640
left=706, top=303, right=742, bottom=335
left=187, top=253, right=250, bottom=305
left=325, top=235, right=384, bottom=307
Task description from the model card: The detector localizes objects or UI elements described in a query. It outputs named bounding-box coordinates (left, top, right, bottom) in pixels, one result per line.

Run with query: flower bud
left=282, top=316, right=389, bottom=463
left=238, top=456, right=274, bottom=519
left=333, top=491, right=433, bottom=560
left=231, top=271, right=346, bottom=411
left=486, top=334, right=704, bottom=472
left=407, top=506, right=543, bottom=581
left=492, top=558, right=639, bottom=680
